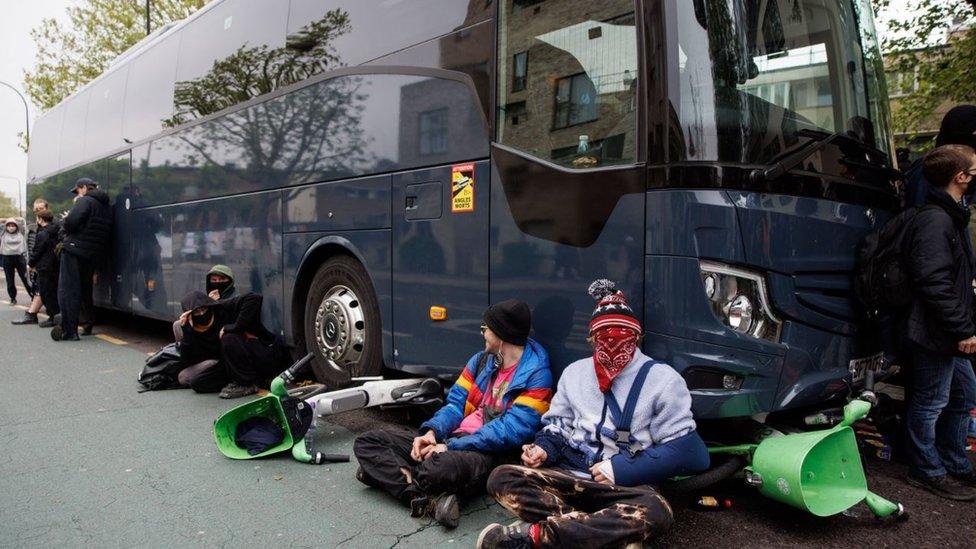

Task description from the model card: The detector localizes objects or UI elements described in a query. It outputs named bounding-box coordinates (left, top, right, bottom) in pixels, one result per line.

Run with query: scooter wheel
left=662, top=454, right=745, bottom=494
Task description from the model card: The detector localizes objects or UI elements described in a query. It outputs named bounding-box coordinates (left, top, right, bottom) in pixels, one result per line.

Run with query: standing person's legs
left=57, top=252, right=82, bottom=337
left=353, top=429, right=425, bottom=504
left=78, top=258, right=95, bottom=330
left=907, top=349, right=955, bottom=478
left=486, top=465, right=674, bottom=548
left=14, top=256, right=33, bottom=297
left=2, top=256, right=17, bottom=300
left=934, top=358, right=976, bottom=476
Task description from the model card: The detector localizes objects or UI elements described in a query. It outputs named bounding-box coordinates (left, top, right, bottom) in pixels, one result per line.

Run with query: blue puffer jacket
left=420, top=339, right=553, bottom=453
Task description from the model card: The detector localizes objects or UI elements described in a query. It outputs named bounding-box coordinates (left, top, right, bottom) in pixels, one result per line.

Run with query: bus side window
left=496, top=0, right=639, bottom=169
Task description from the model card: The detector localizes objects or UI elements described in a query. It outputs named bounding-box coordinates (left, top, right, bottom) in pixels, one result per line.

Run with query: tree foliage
left=24, top=0, right=207, bottom=111
left=0, top=193, right=20, bottom=218
left=877, top=0, right=976, bottom=140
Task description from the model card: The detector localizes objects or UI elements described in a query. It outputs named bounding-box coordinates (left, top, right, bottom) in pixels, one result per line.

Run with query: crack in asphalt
left=389, top=521, right=438, bottom=549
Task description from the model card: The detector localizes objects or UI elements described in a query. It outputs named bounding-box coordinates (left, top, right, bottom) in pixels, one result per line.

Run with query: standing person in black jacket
left=13, top=198, right=51, bottom=325
left=27, top=209, right=60, bottom=326
left=177, top=290, right=290, bottom=398
left=903, top=144, right=976, bottom=501
left=51, top=177, right=112, bottom=342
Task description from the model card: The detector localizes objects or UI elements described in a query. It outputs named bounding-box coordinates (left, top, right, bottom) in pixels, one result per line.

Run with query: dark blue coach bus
left=27, top=0, right=897, bottom=420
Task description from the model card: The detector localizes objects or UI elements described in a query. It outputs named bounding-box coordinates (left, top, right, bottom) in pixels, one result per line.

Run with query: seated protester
left=479, top=280, right=709, bottom=549
left=26, top=210, right=60, bottom=327
left=177, top=290, right=290, bottom=398
left=174, top=291, right=226, bottom=394
left=353, top=300, right=552, bottom=529
left=171, top=265, right=239, bottom=387
left=206, top=264, right=236, bottom=300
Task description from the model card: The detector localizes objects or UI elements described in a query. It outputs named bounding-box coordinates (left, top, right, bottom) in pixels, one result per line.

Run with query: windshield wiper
left=749, top=129, right=891, bottom=183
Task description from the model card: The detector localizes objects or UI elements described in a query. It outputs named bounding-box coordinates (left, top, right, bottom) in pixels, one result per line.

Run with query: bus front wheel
left=303, top=256, right=383, bottom=384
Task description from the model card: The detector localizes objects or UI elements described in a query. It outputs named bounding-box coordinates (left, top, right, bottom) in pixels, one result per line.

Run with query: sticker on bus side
left=451, top=163, right=475, bottom=213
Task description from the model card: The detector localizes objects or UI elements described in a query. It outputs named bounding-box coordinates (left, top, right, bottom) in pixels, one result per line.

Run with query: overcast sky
left=0, top=0, right=937, bottom=213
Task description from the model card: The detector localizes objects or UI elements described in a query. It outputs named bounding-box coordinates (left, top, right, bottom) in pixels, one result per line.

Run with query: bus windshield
left=668, top=0, right=892, bottom=172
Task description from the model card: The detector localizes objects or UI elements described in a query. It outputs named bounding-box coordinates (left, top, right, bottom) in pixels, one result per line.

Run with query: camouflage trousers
left=487, top=464, right=674, bottom=548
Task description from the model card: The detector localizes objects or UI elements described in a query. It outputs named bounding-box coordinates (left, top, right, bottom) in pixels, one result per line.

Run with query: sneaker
left=11, top=312, right=38, bottom=325
left=476, top=522, right=534, bottom=549
left=50, top=325, right=80, bottom=342
left=408, top=492, right=459, bottom=528
left=8, top=298, right=15, bottom=305
left=38, top=319, right=55, bottom=328
left=218, top=382, right=258, bottom=399
left=907, top=474, right=976, bottom=501
left=949, top=470, right=976, bottom=488
left=80, top=324, right=93, bottom=336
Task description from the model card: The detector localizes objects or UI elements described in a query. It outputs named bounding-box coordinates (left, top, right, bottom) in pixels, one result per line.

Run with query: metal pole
left=146, top=0, right=151, bottom=35
left=0, top=80, right=30, bottom=144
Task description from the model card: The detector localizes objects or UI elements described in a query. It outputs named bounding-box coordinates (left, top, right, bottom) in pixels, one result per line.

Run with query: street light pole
left=0, top=175, right=23, bottom=217
left=146, top=0, right=151, bottom=35
left=0, top=80, right=30, bottom=144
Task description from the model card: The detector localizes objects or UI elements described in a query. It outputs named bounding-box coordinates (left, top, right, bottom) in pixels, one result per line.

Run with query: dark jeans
left=487, top=465, right=674, bottom=549
left=57, top=252, right=95, bottom=337
left=220, top=332, right=288, bottom=386
left=36, top=271, right=59, bottom=316
left=2, top=254, right=32, bottom=300
left=353, top=429, right=499, bottom=504
left=907, top=348, right=976, bottom=478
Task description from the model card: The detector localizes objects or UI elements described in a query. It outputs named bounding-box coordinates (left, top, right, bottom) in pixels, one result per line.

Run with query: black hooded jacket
left=28, top=220, right=61, bottom=273
left=178, top=291, right=276, bottom=364
left=904, top=187, right=976, bottom=355
left=62, top=188, right=112, bottom=259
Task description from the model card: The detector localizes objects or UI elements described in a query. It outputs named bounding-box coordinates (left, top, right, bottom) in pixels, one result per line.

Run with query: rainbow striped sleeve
left=513, top=387, right=552, bottom=415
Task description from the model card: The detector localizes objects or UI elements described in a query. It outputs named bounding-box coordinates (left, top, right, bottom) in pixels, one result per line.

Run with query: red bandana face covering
left=592, top=327, right=639, bottom=393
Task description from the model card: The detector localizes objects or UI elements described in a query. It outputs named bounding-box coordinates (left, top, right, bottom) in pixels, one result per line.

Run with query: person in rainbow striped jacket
left=354, top=299, right=553, bottom=529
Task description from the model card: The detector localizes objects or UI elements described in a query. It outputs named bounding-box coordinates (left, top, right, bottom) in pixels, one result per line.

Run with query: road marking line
left=95, top=334, right=128, bottom=345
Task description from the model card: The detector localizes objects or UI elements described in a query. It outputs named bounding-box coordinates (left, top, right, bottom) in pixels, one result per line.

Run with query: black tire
left=303, top=256, right=383, bottom=384
left=661, top=454, right=745, bottom=494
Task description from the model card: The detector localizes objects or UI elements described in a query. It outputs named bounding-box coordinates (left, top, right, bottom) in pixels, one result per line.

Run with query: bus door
left=392, top=161, right=491, bottom=377
left=106, top=152, right=131, bottom=311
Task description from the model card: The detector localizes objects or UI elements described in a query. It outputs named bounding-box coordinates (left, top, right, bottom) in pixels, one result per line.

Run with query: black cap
left=483, top=299, right=531, bottom=346
left=70, top=177, right=97, bottom=194
left=936, top=105, right=976, bottom=148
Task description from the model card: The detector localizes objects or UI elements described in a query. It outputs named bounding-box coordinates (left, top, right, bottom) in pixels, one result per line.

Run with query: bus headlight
left=699, top=261, right=782, bottom=342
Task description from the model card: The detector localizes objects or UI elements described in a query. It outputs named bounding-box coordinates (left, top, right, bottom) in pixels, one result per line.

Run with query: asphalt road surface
left=1, top=300, right=974, bottom=548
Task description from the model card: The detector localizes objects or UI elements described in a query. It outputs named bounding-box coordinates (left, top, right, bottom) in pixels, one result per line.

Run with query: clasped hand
left=411, top=430, right=446, bottom=461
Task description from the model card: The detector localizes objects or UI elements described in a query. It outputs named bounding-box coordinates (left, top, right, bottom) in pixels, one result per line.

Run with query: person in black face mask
left=176, top=290, right=290, bottom=399
left=205, top=264, right=236, bottom=300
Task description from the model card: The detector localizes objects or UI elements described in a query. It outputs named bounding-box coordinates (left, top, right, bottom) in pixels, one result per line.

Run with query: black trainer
left=218, top=382, right=258, bottom=399
left=50, top=325, right=80, bottom=341
left=949, top=470, right=976, bottom=488
left=409, top=493, right=460, bottom=529
left=38, top=319, right=55, bottom=328
left=476, top=522, right=533, bottom=549
left=80, top=324, right=94, bottom=336
left=907, top=474, right=976, bottom=501
left=11, top=312, right=38, bottom=325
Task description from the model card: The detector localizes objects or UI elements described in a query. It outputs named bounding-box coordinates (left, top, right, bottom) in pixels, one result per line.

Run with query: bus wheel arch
left=293, top=242, right=383, bottom=384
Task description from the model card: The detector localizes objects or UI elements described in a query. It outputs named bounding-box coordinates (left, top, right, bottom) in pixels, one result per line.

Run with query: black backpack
left=137, top=343, right=187, bottom=392
left=854, top=205, right=934, bottom=316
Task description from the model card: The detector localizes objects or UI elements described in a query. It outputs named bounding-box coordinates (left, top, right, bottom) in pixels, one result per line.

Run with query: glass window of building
left=419, top=108, right=449, bottom=156
left=496, top=0, right=639, bottom=169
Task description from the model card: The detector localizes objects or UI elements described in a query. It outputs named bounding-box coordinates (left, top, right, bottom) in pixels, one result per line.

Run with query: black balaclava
left=206, top=264, right=236, bottom=299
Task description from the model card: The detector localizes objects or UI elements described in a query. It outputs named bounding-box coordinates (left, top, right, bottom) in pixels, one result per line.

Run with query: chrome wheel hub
left=314, top=285, right=366, bottom=367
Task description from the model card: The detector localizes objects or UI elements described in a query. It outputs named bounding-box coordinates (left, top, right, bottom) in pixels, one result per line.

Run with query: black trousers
left=57, top=252, right=95, bottom=337
left=487, top=465, right=674, bottom=549
left=2, top=255, right=32, bottom=300
left=353, top=429, right=500, bottom=504
left=36, top=271, right=59, bottom=316
left=220, top=332, right=288, bottom=386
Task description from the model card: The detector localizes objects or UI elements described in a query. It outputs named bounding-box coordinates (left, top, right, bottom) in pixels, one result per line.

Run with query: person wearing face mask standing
left=902, top=145, right=976, bottom=501
left=353, top=300, right=552, bottom=530
left=51, top=178, right=112, bottom=341
left=904, top=105, right=976, bottom=208
left=0, top=217, right=32, bottom=305
left=478, top=280, right=709, bottom=549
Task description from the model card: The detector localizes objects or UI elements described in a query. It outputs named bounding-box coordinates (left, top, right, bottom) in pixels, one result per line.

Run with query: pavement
left=1, top=298, right=975, bottom=548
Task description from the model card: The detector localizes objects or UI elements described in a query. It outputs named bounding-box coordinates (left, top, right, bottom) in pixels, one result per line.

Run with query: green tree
left=24, top=0, right=207, bottom=111
left=877, top=0, right=976, bottom=142
left=0, top=193, right=19, bottom=218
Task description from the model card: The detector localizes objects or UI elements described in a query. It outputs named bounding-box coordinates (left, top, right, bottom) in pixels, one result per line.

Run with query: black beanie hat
left=483, top=299, right=531, bottom=346
left=936, top=105, right=976, bottom=148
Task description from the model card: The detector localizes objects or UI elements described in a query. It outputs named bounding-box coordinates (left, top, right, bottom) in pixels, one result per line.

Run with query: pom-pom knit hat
left=587, top=279, right=642, bottom=335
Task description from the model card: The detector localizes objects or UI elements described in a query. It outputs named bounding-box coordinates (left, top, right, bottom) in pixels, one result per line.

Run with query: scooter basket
left=749, top=425, right=868, bottom=517
left=213, top=394, right=295, bottom=459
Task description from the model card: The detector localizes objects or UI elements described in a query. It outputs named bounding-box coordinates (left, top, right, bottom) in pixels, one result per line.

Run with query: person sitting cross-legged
left=478, top=280, right=710, bottom=549
left=353, top=300, right=553, bottom=529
